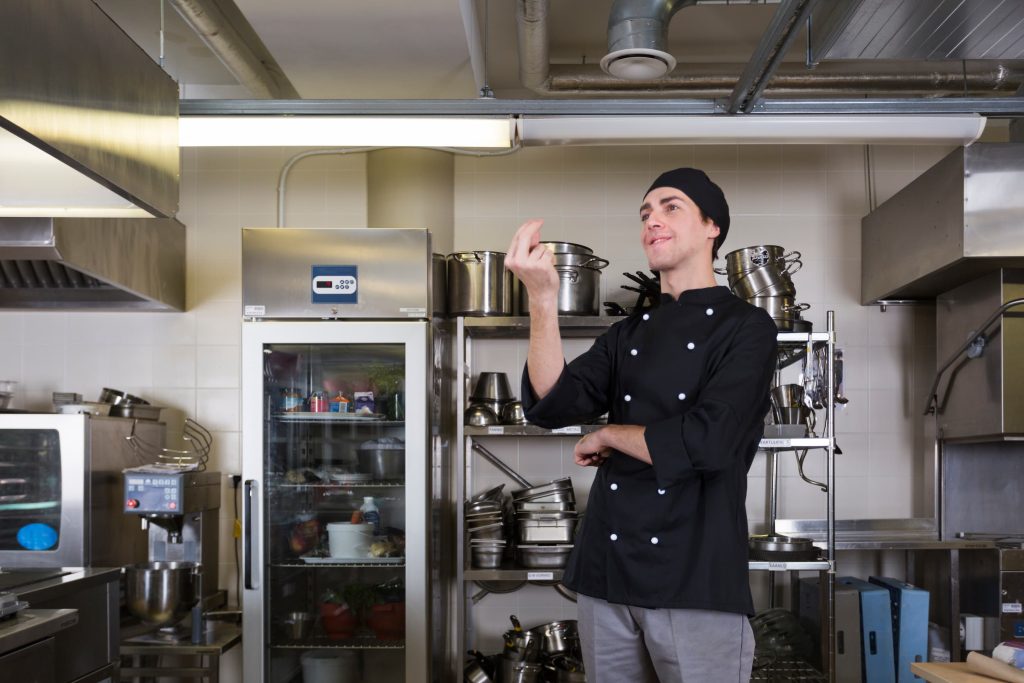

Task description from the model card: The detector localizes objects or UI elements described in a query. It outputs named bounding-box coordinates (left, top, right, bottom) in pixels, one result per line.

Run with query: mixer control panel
left=124, top=473, right=184, bottom=514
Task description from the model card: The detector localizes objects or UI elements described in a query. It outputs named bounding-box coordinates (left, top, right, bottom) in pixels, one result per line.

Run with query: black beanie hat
left=645, top=167, right=730, bottom=258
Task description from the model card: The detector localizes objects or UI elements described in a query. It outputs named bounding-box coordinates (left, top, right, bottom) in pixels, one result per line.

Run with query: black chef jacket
left=522, top=286, right=777, bottom=615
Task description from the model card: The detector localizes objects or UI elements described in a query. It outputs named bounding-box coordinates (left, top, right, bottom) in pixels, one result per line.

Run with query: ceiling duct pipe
left=544, top=62, right=1024, bottom=98
left=169, top=0, right=300, bottom=99
left=600, top=0, right=697, bottom=80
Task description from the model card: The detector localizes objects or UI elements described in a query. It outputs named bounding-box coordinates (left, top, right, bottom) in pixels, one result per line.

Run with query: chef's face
left=639, top=187, right=720, bottom=273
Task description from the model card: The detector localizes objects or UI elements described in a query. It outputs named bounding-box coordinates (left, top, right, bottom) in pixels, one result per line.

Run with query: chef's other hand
left=504, top=219, right=559, bottom=303
left=574, top=431, right=611, bottom=468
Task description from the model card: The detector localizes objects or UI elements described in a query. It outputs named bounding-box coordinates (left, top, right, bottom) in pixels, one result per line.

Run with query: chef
left=505, top=168, right=777, bottom=682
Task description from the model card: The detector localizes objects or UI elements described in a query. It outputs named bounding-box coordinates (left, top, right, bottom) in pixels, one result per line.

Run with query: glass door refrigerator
left=241, top=228, right=436, bottom=683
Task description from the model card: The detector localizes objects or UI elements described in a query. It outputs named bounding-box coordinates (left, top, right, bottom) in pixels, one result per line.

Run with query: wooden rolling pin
left=966, top=652, right=1024, bottom=683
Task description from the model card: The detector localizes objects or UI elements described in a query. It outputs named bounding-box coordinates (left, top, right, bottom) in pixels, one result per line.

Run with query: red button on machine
left=126, top=499, right=139, bottom=509
left=168, top=501, right=177, bottom=510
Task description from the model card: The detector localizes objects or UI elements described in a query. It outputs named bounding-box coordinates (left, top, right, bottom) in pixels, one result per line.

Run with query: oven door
left=0, top=414, right=87, bottom=568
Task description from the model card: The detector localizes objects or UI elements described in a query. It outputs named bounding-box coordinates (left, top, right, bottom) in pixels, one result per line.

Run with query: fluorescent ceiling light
left=519, top=115, right=987, bottom=146
left=180, top=116, right=514, bottom=148
left=0, top=128, right=154, bottom=218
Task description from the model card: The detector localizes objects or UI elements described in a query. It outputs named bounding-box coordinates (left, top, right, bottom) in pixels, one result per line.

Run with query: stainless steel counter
left=7, top=567, right=120, bottom=683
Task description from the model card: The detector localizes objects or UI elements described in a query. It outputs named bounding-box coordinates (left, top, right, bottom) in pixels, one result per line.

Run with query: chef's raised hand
left=504, top=219, right=559, bottom=304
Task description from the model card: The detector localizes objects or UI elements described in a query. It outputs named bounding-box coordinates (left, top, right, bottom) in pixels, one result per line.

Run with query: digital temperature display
left=310, top=266, right=358, bottom=304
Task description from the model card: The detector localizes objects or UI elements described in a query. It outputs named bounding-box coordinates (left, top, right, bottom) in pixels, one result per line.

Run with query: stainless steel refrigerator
left=241, top=228, right=442, bottom=683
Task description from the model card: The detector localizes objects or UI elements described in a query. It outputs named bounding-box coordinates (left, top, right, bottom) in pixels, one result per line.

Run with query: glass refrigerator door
left=242, top=322, right=428, bottom=683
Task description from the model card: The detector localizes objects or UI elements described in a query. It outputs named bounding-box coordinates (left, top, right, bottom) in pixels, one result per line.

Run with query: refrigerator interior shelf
left=277, top=482, right=406, bottom=488
left=274, top=412, right=388, bottom=422
left=300, top=555, right=405, bottom=565
left=274, top=637, right=406, bottom=649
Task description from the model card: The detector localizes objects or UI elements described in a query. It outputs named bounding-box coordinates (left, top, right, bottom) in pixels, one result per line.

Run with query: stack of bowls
left=466, top=485, right=507, bottom=568
left=468, top=372, right=515, bottom=426
left=510, top=477, right=576, bottom=568
left=722, top=245, right=810, bottom=332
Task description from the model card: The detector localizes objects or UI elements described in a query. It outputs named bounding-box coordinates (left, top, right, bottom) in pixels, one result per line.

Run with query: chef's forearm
left=525, top=297, right=565, bottom=400
left=596, top=424, right=651, bottom=465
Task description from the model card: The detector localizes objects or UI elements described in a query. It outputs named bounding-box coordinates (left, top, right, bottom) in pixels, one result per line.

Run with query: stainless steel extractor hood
left=0, top=218, right=186, bottom=311
left=861, top=143, right=1024, bottom=304
left=0, top=0, right=179, bottom=218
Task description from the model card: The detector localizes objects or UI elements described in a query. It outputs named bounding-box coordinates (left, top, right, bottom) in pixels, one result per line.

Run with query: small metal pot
left=723, top=245, right=799, bottom=276
left=744, top=296, right=809, bottom=321
left=109, top=404, right=163, bottom=420
left=447, top=251, right=514, bottom=317
left=529, top=620, right=579, bottom=657
left=729, top=264, right=797, bottom=299
left=519, top=255, right=609, bottom=317
left=500, top=401, right=526, bottom=425
left=357, top=444, right=405, bottom=479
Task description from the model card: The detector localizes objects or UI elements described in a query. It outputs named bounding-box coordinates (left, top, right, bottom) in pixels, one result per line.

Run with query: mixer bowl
left=125, top=561, right=199, bottom=626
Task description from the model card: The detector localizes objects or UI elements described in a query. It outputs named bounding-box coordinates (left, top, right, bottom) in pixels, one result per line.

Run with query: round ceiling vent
left=600, top=48, right=677, bottom=80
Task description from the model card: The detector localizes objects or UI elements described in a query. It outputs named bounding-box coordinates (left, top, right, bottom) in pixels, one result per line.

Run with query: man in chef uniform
left=505, top=168, right=777, bottom=682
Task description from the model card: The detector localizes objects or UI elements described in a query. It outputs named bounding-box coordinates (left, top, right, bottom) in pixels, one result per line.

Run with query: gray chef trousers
left=576, top=593, right=755, bottom=683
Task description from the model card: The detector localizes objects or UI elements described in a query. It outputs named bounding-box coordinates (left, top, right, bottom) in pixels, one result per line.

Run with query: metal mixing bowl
left=124, top=561, right=199, bottom=626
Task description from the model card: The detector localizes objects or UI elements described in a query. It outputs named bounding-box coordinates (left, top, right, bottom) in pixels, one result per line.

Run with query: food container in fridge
left=516, top=544, right=573, bottom=569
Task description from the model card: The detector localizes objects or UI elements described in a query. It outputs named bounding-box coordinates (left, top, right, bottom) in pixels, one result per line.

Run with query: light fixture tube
left=519, top=115, right=987, bottom=145
left=179, top=116, right=514, bottom=148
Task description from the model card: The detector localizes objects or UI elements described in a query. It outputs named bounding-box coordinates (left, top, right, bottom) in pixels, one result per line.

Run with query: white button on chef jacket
left=624, top=394, right=632, bottom=402
left=687, top=342, right=695, bottom=350
left=610, top=483, right=618, bottom=491
left=677, top=392, right=686, bottom=400
left=650, top=537, right=659, bottom=544
left=657, top=489, right=666, bottom=495
left=610, top=533, right=618, bottom=541
left=642, top=313, right=650, bottom=321
left=630, top=349, right=637, bottom=356
left=706, top=308, right=714, bottom=316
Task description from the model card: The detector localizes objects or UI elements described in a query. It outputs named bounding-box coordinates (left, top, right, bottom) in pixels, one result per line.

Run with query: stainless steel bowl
left=500, top=401, right=526, bottom=425
left=109, top=404, right=163, bottom=420
left=124, top=561, right=199, bottom=626
left=471, top=372, right=514, bottom=402
left=465, top=404, right=499, bottom=427
left=98, top=387, right=150, bottom=406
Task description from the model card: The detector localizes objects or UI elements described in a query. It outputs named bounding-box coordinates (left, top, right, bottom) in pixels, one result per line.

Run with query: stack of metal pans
left=721, top=245, right=811, bottom=332
left=510, top=478, right=576, bottom=568
left=467, top=485, right=507, bottom=568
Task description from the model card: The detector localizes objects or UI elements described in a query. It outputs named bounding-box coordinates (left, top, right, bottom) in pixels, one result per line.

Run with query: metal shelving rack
left=450, top=311, right=839, bottom=682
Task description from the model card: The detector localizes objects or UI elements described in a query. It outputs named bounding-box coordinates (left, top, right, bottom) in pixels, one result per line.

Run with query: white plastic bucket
left=301, top=650, right=360, bottom=683
left=327, top=522, right=374, bottom=558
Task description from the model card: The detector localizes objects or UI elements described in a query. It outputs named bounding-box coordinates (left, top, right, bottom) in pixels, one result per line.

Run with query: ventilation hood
left=0, top=218, right=186, bottom=311
left=0, top=0, right=179, bottom=218
left=861, top=143, right=1024, bottom=304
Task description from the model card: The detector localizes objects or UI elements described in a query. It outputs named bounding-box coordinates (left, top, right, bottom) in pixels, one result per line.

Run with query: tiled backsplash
left=0, top=142, right=954, bottom=655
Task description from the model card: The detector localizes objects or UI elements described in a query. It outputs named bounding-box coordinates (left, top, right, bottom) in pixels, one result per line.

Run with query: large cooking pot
left=519, top=255, right=609, bottom=316
left=528, top=620, right=579, bottom=657
left=722, top=245, right=800, bottom=276
left=540, top=241, right=593, bottom=255
left=729, top=263, right=797, bottom=299
left=447, top=251, right=514, bottom=316
left=357, top=438, right=405, bottom=479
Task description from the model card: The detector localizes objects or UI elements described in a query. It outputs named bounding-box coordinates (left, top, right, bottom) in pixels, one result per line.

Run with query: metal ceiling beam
left=181, top=97, right=1024, bottom=117
left=726, top=0, right=819, bottom=114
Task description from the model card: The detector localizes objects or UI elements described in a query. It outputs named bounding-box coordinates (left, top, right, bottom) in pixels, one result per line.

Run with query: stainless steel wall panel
left=861, top=144, right=1024, bottom=304
left=935, top=269, right=1024, bottom=440
left=0, top=0, right=179, bottom=217
left=242, top=228, right=432, bottom=319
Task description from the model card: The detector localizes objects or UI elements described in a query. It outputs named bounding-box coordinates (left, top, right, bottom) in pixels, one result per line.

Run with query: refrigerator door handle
left=244, top=479, right=260, bottom=590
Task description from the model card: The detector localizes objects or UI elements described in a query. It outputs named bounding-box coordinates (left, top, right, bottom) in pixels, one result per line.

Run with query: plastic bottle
left=360, top=496, right=381, bottom=533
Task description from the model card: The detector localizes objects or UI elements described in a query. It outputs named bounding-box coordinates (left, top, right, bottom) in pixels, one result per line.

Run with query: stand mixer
left=122, top=469, right=221, bottom=644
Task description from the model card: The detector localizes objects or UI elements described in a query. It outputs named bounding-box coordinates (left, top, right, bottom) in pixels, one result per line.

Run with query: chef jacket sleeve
left=644, top=308, right=777, bottom=488
left=520, top=326, right=618, bottom=429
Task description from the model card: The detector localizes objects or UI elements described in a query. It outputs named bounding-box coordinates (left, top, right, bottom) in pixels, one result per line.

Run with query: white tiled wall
left=0, top=141, right=961, bottom=667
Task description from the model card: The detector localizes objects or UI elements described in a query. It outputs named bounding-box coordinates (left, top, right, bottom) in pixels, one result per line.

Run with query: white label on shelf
left=551, top=426, right=582, bottom=435
left=1003, top=602, right=1023, bottom=614
left=487, top=426, right=504, bottom=435
left=760, top=439, right=790, bottom=449
left=527, top=572, right=555, bottom=581
left=767, top=562, right=787, bottom=570
left=243, top=305, right=266, bottom=317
